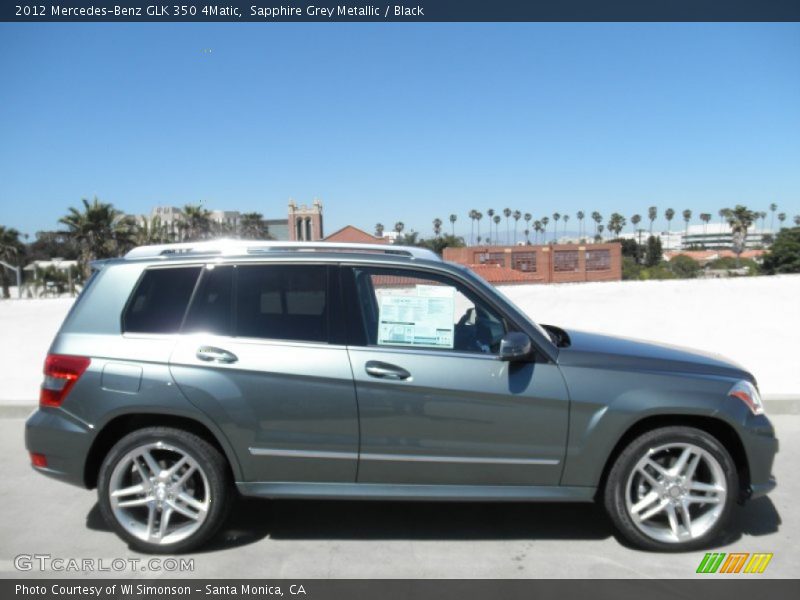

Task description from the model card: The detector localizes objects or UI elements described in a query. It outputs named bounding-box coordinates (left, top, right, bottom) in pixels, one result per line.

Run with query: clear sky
left=1, top=23, right=798, bottom=240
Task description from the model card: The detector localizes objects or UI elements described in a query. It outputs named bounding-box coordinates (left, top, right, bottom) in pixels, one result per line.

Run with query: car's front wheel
left=97, top=427, right=231, bottom=553
left=604, top=426, right=738, bottom=551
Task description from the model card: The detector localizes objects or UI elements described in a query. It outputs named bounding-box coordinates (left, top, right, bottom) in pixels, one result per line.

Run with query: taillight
left=39, top=354, right=91, bottom=408
left=30, top=452, right=47, bottom=468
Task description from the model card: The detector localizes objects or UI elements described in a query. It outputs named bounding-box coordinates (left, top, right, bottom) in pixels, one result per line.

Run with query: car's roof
left=123, top=239, right=441, bottom=262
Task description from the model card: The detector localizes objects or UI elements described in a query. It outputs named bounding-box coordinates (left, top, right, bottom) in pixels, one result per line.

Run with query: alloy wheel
left=108, top=441, right=211, bottom=545
left=624, top=442, right=727, bottom=544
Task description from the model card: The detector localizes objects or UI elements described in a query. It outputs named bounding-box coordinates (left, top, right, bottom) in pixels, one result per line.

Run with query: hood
left=553, top=327, right=753, bottom=382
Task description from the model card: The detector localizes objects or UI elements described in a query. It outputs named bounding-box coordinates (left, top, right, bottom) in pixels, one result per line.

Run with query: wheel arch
left=595, top=414, right=750, bottom=502
left=83, top=412, right=242, bottom=489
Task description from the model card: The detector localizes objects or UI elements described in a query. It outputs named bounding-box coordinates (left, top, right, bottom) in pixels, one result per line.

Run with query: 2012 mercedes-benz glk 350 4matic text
left=25, top=241, right=777, bottom=553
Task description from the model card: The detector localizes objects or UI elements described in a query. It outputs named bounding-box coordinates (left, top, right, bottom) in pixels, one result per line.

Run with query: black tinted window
left=124, top=267, right=201, bottom=333
left=183, top=265, right=234, bottom=335
left=236, top=265, right=328, bottom=342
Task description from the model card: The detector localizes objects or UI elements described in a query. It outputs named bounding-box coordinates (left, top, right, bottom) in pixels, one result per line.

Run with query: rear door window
left=123, top=267, right=201, bottom=333
left=236, top=264, right=329, bottom=343
left=183, top=265, right=234, bottom=335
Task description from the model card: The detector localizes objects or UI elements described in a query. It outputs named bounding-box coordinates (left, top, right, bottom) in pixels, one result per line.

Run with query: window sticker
left=377, top=284, right=455, bottom=349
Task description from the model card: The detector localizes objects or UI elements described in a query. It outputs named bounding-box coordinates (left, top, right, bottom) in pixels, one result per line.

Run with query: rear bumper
left=25, top=408, right=93, bottom=488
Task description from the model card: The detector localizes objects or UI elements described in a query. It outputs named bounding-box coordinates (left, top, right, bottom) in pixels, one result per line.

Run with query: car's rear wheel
left=98, top=427, right=231, bottom=553
left=604, top=426, right=738, bottom=551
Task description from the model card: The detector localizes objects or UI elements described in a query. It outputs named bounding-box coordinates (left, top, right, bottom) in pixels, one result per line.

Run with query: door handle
left=365, top=360, right=411, bottom=381
left=196, top=346, right=238, bottom=364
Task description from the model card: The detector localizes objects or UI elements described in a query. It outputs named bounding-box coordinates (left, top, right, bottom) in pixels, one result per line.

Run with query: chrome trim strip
left=248, top=447, right=358, bottom=460
left=360, top=452, right=559, bottom=466
left=248, top=447, right=559, bottom=466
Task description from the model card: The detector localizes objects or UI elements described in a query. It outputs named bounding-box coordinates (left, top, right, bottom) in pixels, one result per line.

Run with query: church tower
left=288, top=199, right=324, bottom=241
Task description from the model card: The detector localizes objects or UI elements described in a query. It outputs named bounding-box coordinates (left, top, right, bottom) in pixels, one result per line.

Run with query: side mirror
left=498, top=332, right=532, bottom=361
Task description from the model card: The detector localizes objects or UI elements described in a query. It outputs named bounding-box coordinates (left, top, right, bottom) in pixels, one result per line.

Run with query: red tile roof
left=324, top=225, right=388, bottom=244
left=466, top=264, right=543, bottom=285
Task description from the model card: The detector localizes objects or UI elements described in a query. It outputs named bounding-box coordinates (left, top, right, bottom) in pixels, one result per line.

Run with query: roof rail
left=124, top=239, right=442, bottom=261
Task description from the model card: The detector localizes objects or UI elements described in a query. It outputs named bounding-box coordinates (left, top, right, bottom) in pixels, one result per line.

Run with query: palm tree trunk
left=1, top=271, right=10, bottom=299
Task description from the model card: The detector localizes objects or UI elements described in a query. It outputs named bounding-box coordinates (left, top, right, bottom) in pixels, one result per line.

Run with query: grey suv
left=25, top=241, right=777, bottom=553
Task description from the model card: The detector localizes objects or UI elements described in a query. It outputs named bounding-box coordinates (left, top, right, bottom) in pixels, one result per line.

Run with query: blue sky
left=1, top=23, right=798, bottom=240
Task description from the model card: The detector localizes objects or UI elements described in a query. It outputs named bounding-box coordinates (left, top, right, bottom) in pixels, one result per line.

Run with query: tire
left=97, top=426, right=231, bottom=554
left=603, top=426, right=738, bottom=552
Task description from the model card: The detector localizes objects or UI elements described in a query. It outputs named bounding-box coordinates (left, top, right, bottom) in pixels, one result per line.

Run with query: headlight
left=728, top=380, right=764, bottom=415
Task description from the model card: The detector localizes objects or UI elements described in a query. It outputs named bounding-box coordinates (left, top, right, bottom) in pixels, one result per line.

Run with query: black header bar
left=3, top=0, right=800, bottom=22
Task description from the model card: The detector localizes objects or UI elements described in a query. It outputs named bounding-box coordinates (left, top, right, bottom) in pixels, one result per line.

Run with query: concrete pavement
left=2, top=416, right=797, bottom=579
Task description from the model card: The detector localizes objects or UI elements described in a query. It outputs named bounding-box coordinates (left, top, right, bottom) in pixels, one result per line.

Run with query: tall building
left=288, top=199, right=324, bottom=241
left=681, top=223, right=772, bottom=250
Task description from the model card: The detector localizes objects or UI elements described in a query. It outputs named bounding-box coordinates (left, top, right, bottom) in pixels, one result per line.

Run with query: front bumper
left=749, top=476, right=777, bottom=499
left=25, top=408, right=94, bottom=488
left=739, top=414, right=778, bottom=502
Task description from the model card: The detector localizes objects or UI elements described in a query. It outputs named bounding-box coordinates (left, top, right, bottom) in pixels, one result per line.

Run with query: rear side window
left=123, top=267, right=201, bottom=334
left=236, top=264, right=328, bottom=343
left=183, top=265, right=234, bottom=335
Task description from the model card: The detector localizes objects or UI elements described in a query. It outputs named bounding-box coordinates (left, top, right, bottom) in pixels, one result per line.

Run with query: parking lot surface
left=2, top=416, right=796, bottom=579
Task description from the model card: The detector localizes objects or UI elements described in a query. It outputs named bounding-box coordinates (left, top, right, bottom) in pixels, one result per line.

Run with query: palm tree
left=541, top=216, right=550, bottom=243
left=648, top=206, right=657, bottom=235
left=375, top=223, right=385, bottom=237
left=524, top=212, right=532, bottom=236
left=631, top=214, right=642, bottom=244
left=699, top=213, right=712, bottom=237
left=777, top=213, right=786, bottom=229
left=682, top=209, right=692, bottom=235
left=487, top=209, right=495, bottom=241
left=0, top=225, right=24, bottom=298
left=493, top=214, right=501, bottom=244
left=524, top=229, right=530, bottom=244
left=769, top=203, right=778, bottom=232
left=513, top=210, right=522, bottom=244
left=394, top=221, right=405, bottom=235
left=718, top=208, right=727, bottom=231
left=608, top=213, right=626, bottom=238
left=59, top=197, right=132, bottom=278
left=552, top=213, right=561, bottom=243
left=211, top=219, right=235, bottom=238
left=562, top=214, right=570, bottom=239
left=433, top=218, right=443, bottom=237
left=468, top=210, right=477, bottom=244
left=794, top=215, right=800, bottom=226
left=179, top=204, right=213, bottom=241
left=503, top=208, right=512, bottom=244
left=596, top=224, right=605, bottom=243
left=475, top=211, right=484, bottom=244
left=133, top=216, right=173, bottom=246
left=724, top=205, right=758, bottom=266
left=760, top=211, right=767, bottom=232
left=576, top=211, right=585, bottom=240
left=449, top=214, right=457, bottom=236
left=239, top=212, right=268, bottom=240
left=534, top=220, right=542, bottom=244
left=591, top=211, right=602, bottom=240
left=664, top=208, right=675, bottom=250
